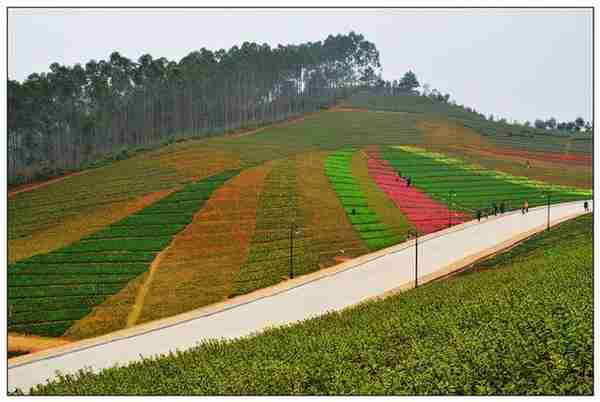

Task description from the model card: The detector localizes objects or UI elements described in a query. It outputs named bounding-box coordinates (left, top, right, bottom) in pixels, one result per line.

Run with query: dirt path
left=225, top=115, right=307, bottom=138
left=332, top=106, right=409, bottom=114
left=8, top=170, right=89, bottom=199
left=8, top=333, right=71, bottom=355
left=126, top=245, right=172, bottom=328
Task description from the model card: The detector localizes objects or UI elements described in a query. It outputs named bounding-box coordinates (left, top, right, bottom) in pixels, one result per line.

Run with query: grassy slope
left=8, top=109, right=420, bottom=263
left=416, top=119, right=592, bottom=189
left=9, top=96, right=592, bottom=341
left=26, top=214, right=592, bottom=395
left=10, top=101, right=590, bottom=263
left=345, top=93, right=591, bottom=190
left=345, top=92, right=592, bottom=156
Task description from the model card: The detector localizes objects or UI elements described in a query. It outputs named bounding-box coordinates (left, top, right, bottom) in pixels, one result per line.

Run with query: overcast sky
left=8, top=8, right=592, bottom=123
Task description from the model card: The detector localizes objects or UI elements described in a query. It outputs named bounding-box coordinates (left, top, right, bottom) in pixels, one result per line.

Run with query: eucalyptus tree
left=8, top=32, right=381, bottom=185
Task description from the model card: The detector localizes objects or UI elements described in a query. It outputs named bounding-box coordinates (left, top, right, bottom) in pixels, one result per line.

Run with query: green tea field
left=8, top=93, right=592, bottom=342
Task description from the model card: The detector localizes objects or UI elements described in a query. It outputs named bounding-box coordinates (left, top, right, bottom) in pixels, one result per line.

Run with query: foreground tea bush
left=27, top=215, right=592, bottom=395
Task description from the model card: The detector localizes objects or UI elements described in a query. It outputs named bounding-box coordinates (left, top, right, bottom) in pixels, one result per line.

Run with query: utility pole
left=410, top=230, right=419, bottom=288
left=415, top=232, right=418, bottom=288
left=290, top=222, right=295, bottom=279
left=448, top=191, right=455, bottom=227
left=546, top=193, right=551, bottom=231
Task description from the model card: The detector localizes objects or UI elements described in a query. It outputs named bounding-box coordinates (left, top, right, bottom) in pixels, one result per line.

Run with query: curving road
left=8, top=200, right=592, bottom=393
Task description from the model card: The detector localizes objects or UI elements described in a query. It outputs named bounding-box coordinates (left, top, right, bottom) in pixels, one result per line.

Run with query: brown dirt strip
left=225, top=115, right=307, bottom=138
left=126, top=244, right=173, bottom=328
left=333, top=106, right=408, bottom=114
left=9, top=188, right=178, bottom=264
left=295, top=152, right=369, bottom=267
left=8, top=170, right=90, bottom=199
left=157, top=146, right=241, bottom=179
left=8, top=333, right=71, bottom=356
left=135, top=163, right=273, bottom=325
left=63, top=275, right=147, bottom=340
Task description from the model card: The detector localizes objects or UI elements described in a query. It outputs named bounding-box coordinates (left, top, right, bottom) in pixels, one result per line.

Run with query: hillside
left=21, top=213, right=593, bottom=395
left=8, top=93, right=592, bottom=343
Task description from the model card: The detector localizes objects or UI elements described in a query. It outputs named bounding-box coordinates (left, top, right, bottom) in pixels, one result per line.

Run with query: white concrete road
left=7, top=200, right=592, bottom=392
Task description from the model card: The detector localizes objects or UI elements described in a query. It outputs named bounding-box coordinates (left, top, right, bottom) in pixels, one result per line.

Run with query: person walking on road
left=584, top=201, right=589, bottom=212
left=492, top=201, right=498, bottom=216
left=522, top=199, right=529, bottom=214
left=500, top=201, right=505, bottom=214
left=476, top=209, right=482, bottom=222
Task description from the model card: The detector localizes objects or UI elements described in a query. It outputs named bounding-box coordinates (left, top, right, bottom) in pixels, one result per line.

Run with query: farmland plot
left=232, top=159, right=318, bottom=296
left=8, top=170, right=239, bottom=337
left=325, top=149, right=402, bottom=250
left=381, top=146, right=591, bottom=214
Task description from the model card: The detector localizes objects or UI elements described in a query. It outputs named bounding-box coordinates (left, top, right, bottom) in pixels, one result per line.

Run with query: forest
left=8, top=32, right=380, bottom=185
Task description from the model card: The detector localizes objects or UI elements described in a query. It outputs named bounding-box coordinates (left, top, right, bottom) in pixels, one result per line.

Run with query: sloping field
left=136, top=164, right=273, bottom=325
left=380, top=146, right=591, bottom=214
left=232, top=159, right=318, bottom=296
left=345, top=91, right=592, bottom=157
left=325, top=149, right=402, bottom=250
left=351, top=150, right=414, bottom=237
left=365, top=147, right=469, bottom=233
left=8, top=156, right=185, bottom=257
left=8, top=171, right=239, bottom=337
left=9, top=189, right=176, bottom=264
left=26, top=214, right=592, bottom=395
left=295, top=152, right=370, bottom=267
left=8, top=99, right=593, bottom=343
left=415, top=119, right=592, bottom=189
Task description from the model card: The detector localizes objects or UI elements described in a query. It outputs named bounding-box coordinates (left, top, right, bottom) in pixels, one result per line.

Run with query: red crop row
left=365, top=147, right=469, bottom=234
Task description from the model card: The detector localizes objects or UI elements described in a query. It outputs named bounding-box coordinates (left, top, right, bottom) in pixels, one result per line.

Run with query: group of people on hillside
left=476, top=201, right=508, bottom=222
left=395, top=171, right=412, bottom=187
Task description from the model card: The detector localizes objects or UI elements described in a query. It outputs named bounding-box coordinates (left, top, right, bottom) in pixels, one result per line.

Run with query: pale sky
left=8, top=8, right=593, bottom=123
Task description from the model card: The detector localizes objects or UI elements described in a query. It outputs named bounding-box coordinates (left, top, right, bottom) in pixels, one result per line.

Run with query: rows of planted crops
left=380, top=146, right=591, bottom=214
left=325, top=149, right=402, bottom=250
left=8, top=170, right=239, bottom=337
left=232, top=160, right=317, bottom=296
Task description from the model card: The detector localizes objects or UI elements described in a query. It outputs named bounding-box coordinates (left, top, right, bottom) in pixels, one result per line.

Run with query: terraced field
left=8, top=171, right=239, bottom=337
left=325, top=149, right=403, bottom=250
left=380, top=146, right=591, bottom=215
